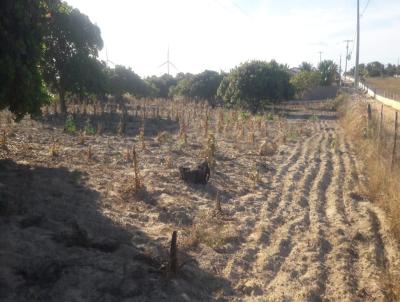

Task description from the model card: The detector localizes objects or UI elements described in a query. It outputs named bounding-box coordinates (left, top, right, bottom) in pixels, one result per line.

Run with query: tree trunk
left=59, top=89, right=67, bottom=115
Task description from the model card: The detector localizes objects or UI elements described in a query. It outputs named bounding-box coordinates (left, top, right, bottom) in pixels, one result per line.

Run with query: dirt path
left=222, top=120, right=400, bottom=301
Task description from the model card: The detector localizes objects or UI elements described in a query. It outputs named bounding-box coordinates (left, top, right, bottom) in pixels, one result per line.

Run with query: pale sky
left=66, top=0, right=400, bottom=77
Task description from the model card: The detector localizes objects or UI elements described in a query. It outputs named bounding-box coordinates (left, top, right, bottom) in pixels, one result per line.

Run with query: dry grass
left=181, top=211, right=237, bottom=251
left=339, top=96, right=400, bottom=301
left=365, top=77, right=400, bottom=99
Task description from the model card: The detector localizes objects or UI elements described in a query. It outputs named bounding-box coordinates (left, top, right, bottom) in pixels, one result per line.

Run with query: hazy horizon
left=66, top=0, right=400, bottom=77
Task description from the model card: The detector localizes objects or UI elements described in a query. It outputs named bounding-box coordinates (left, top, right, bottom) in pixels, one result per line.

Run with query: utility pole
left=343, top=39, right=353, bottom=78
left=354, top=0, right=360, bottom=89
left=167, top=46, right=170, bottom=75
left=318, top=51, right=323, bottom=65
left=339, top=55, right=342, bottom=87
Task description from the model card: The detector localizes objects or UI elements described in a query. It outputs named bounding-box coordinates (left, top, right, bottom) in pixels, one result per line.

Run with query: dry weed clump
left=0, top=130, right=7, bottom=149
left=86, top=145, right=93, bottom=160
left=78, top=131, right=85, bottom=145
left=339, top=96, right=400, bottom=300
left=249, top=164, right=262, bottom=188
left=156, top=131, right=171, bottom=144
left=49, top=141, right=59, bottom=157
left=181, top=213, right=236, bottom=251
left=258, top=140, right=278, bottom=156
left=202, top=133, right=216, bottom=168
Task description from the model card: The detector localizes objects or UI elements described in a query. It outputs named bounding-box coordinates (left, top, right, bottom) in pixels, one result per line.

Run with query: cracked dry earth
left=1, top=101, right=399, bottom=302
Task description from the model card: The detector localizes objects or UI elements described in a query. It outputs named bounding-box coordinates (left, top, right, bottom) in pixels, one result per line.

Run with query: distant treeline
left=1, top=0, right=339, bottom=119
left=346, top=62, right=400, bottom=79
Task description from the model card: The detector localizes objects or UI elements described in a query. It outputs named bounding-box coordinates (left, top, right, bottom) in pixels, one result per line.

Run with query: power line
left=212, top=0, right=251, bottom=18
left=230, top=0, right=251, bottom=17
left=360, top=0, right=371, bottom=17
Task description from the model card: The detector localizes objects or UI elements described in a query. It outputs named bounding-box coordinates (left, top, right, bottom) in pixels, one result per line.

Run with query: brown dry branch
left=78, top=131, right=85, bottom=145
left=217, top=110, right=224, bottom=134
left=49, top=141, right=59, bottom=157
left=169, top=231, right=178, bottom=276
left=96, top=121, right=104, bottom=135
left=248, top=131, right=255, bottom=144
left=132, top=146, right=142, bottom=191
left=139, top=127, right=146, bottom=151
left=214, top=191, right=223, bottom=215
left=0, top=130, right=7, bottom=149
left=204, top=113, right=209, bottom=138
left=236, top=124, right=244, bottom=141
left=124, top=148, right=131, bottom=161
left=86, top=145, right=93, bottom=160
left=203, top=133, right=216, bottom=168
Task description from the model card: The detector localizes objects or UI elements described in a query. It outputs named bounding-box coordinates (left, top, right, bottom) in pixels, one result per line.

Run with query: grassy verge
left=338, top=94, right=400, bottom=301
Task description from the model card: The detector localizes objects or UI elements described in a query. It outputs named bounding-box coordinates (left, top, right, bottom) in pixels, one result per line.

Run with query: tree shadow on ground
left=41, top=112, right=180, bottom=138
left=0, top=159, right=233, bottom=302
left=284, top=113, right=337, bottom=121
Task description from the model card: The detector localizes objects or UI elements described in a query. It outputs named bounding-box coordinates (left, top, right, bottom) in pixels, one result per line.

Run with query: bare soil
left=0, top=99, right=399, bottom=301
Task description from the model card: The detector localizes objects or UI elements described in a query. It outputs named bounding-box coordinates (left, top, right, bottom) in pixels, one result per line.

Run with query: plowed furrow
left=246, top=132, right=326, bottom=299
left=324, top=131, right=359, bottom=301
left=223, top=137, right=310, bottom=283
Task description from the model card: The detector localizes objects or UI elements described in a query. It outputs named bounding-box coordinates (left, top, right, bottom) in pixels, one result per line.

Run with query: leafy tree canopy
left=189, top=70, right=223, bottom=100
left=290, top=71, right=322, bottom=99
left=217, top=60, right=294, bottom=112
left=0, top=0, right=51, bottom=120
left=41, top=1, right=103, bottom=113
left=108, top=65, right=149, bottom=100
left=299, top=62, right=313, bottom=72
left=318, top=60, right=338, bottom=86
left=365, top=61, right=385, bottom=77
left=146, top=74, right=177, bottom=98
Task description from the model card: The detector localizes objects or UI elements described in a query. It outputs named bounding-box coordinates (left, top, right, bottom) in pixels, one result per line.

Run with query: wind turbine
left=159, top=45, right=178, bottom=75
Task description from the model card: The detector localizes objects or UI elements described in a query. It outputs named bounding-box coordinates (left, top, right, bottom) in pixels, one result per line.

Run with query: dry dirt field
left=1, top=98, right=399, bottom=301
left=365, top=77, right=400, bottom=100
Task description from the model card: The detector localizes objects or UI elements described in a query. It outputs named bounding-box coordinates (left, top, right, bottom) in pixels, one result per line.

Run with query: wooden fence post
left=378, top=104, right=383, bottom=141
left=367, top=103, right=372, bottom=137
left=391, top=112, right=398, bottom=171
left=169, top=231, right=178, bottom=275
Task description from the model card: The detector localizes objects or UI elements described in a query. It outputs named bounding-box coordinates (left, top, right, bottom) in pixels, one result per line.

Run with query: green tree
left=385, top=64, right=397, bottom=77
left=41, top=2, right=103, bottom=114
left=146, top=74, right=177, bottom=98
left=290, top=71, right=321, bottom=99
left=168, top=73, right=194, bottom=98
left=108, top=65, right=148, bottom=101
left=366, top=61, right=385, bottom=77
left=217, top=60, right=294, bottom=112
left=64, top=55, right=108, bottom=103
left=189, top=70, right=223, bottom=102
left=318, top=60, right=337, bottom=86
left=299, top=62, right=313, bottom=72
left=0, top=0, right=51, bottom=120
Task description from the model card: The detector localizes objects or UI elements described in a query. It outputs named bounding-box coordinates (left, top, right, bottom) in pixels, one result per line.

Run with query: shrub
left=64, top=115, right=77, bottom=134
left=84, top=118, right=96, bottom=135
